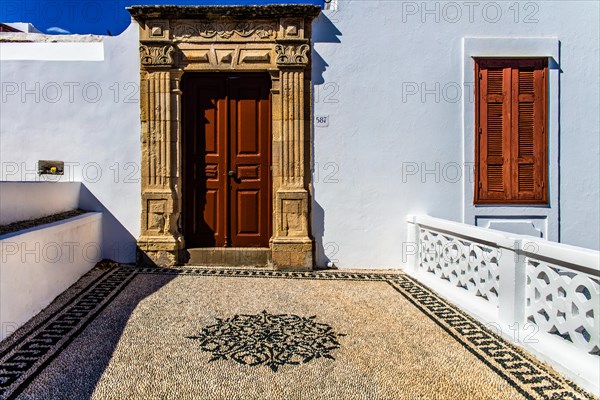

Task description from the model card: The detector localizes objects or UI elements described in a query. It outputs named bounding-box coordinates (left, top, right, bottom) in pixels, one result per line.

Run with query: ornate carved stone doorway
left=128, top=5, right=321, bottom=270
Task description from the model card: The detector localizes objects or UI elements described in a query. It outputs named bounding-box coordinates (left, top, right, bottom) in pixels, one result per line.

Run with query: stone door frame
left=129, top=5, right=322, bottom=269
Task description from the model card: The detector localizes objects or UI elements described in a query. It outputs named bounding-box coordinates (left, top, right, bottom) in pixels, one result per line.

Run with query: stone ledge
left=128, top=5, right=322, bottom=21
left=186, top=248, right=270, bottom=267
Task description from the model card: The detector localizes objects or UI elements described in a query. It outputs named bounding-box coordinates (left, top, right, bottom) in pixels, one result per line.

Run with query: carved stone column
left=270, top=40, right=313, bottom=270
left=137, top=41, right=185, bottom=266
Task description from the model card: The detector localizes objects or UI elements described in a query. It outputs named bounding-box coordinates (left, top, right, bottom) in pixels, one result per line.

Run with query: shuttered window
left=475, top=58, right=548, bottom=204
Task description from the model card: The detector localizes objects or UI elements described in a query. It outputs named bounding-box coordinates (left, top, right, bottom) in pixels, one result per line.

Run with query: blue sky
left=1, top=0, right=323, bottom=35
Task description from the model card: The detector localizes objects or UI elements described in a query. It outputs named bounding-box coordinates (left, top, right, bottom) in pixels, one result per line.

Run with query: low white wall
left=0, top=22, right=140, bottom=263
left=0, top=212, right=102, bottom=341
left=0, top=182, right=81, bottom=225
left=405, top=214, right=600, bottom=393
left=0, top=42, right=104, bottom=61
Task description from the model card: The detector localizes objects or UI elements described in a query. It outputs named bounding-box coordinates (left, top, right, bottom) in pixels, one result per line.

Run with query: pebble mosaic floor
left=0, top=264, right=595, bottom=400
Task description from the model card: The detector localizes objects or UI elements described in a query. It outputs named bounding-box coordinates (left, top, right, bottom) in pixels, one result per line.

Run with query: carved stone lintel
left=173, top=21, right=276, bottom=41
left=140, top=44, right=176, bottom=67
left=275, top=43, right=309, bottom=66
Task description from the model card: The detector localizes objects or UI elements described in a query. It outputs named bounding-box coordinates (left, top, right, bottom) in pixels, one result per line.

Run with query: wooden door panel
left=237, top=190, right=260, bottom=234
left=229, top=75, right=271, bottom=247
left=236, top=92, right=259, bottom=154
left=204, top=189, right=220, bottom=236
left=183, top=73, right=271, bottom=249
left=182, top=75, right=227, bottom=247
left=236, top=165, right=260, bottom=180
left=203, top=98, right=219, bottom=154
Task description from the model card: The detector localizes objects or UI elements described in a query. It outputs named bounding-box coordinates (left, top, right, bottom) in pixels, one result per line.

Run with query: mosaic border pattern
left=0, top=267, right=136, bottom=400
left=0, top=266, right=594, bottom=400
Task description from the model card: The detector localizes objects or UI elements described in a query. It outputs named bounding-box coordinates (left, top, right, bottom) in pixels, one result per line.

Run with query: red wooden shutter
left=475, top=58, right=548, bottom=204
left=476, top=60, right=512, bottom=201
left=511, top=59, right=547, bottom=202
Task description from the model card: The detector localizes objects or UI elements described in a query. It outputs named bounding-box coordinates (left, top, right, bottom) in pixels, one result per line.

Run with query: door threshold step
left=185, top=248, right=270, bottom=267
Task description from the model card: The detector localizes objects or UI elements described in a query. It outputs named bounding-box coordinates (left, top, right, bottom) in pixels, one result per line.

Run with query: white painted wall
left=0, top=22, right=141, bottom=262
left=1, top=2, right=598, bottom=269
left=0, top=182, right=80, bottom=225
left=312, top=0, right=600, bottom=268
left=0, top=42, right=104, bottom=61
left=0, top=212, right=102, bottom=340
left=2, top=23, right=41, bottom=33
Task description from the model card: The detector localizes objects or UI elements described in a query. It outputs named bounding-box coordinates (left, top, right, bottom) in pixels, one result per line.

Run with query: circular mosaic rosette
left=188, top=310, right=346, bottom=371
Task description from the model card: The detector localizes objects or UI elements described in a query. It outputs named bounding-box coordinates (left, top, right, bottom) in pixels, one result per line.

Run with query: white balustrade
left=406, top=215, right=600, bottom=357
left=526, top=257, right=599, bottom=355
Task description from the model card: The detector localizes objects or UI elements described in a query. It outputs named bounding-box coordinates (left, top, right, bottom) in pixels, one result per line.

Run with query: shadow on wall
left=311, top=12, right=342, bottom=267
left=79, top=184, right=136, bottom=263
left=312, top=200, right=340, bottom=268
left=550, top=43, right=562, bottom=242
left=311, top=13, right=341, bottom=84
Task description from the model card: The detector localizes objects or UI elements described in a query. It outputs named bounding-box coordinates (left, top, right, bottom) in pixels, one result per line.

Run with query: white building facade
left=0, top=1, right=598, bottom=269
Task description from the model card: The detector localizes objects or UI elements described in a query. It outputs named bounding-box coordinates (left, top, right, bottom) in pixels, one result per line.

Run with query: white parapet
left=405, top=215, right=600, bottom=394
left=0, top=212, right=102, bottom=341
left=0, top=32, right=104, bottom=61
left=0, top=182, right=81, bottom=226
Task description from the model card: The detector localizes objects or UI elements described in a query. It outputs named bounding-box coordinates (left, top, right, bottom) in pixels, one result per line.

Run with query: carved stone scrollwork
left=275, top=44, right=309, bottom=66
left=173, top=22, right=276, bottom=40
left=140, top=44, right=176, bottom=67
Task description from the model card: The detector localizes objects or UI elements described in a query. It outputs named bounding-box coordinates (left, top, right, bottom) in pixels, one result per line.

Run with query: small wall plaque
left=38, top=160, right=64, bottom=175
left=315, top=115, right=329, bottom=127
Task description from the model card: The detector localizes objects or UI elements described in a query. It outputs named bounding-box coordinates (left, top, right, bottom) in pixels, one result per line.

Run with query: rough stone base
left=270, top=240, right=313, bottom=271
left=138, top=237, right=313, bottom=270
left=137, top=236, right=184, bottom=267
left=137, top=249, right=180, bottom=268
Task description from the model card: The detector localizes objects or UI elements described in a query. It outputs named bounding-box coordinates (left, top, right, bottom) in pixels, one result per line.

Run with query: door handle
left=228, top=170, right=235, bottom=178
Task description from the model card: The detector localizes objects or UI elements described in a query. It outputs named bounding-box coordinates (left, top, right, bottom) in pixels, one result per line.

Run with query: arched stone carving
left=129, top=5, right=321, bottom=269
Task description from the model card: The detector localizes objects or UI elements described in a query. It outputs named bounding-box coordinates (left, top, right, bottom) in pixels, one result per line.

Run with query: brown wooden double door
left=182, top=73, right=272, bottom=248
